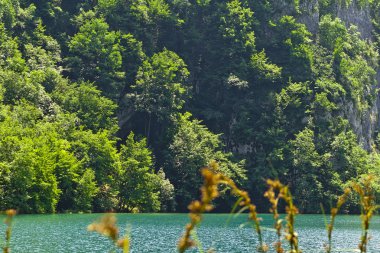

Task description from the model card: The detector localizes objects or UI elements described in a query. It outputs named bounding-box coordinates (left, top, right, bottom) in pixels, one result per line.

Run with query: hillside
left=0, top=0, right=380, bottom=213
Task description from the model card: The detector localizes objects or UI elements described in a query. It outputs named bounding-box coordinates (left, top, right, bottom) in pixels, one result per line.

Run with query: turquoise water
left=1, top=213, right=379, bottom=252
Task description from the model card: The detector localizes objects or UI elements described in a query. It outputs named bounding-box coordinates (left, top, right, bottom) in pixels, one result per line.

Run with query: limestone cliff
left=272, top=0, right=379, bottom=149
left=270, top=0, right=374, bottom=40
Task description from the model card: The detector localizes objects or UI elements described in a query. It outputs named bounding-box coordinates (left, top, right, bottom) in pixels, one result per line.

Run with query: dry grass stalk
left=264, top=180, right=300, bottom=253
left=88, top=213, right=130, bottom=253
left=324, top=188, right=351, bottom=253
left=281, top=185, right=300, bottom=253
left=264, top=179, right=285, bottom=253
left=3, top=209, right=16, bottom=253
left=352, top=175, right=377, bottom=253
left=178, top=161, right=268, bottom=253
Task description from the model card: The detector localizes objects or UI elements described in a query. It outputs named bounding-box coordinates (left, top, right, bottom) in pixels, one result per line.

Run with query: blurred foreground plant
left=176, top=164, right=380, bottom=253
left=178, top=161, right=267, bottom=253
left=2, top=209, right=16, bottom=253
left=323, top=188, right=351, bottom=253
left=352, top=175, right=378, bottom=253
left=88, top=213, right=130, bottom=253
left=264, top=179, right=300, bottom=253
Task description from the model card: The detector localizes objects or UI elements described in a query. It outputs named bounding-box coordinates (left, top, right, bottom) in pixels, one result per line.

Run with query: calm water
left=1, top=213, right=379, bottom=252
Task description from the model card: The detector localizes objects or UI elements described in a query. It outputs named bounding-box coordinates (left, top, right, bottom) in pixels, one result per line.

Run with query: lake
left=1, top=213, right=379, bottom=252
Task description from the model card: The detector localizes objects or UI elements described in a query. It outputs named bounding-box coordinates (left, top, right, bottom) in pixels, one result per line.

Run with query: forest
left=0, top=0, right=380, bottom=214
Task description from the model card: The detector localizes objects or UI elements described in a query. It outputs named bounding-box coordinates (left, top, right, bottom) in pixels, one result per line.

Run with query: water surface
left=1, top=213, right=379, bottom=252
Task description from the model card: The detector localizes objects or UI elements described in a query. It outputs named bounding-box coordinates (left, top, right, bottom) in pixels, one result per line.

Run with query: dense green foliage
left=0, top=0, right=380, bottom=213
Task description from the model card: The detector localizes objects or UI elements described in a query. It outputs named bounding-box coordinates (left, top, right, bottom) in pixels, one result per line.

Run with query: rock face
left=335, top=1, right=373, bottom=40
left=326, top=1, right=378, bottom=149
left=272, top=0, right=379, bottom=149
left=344, top=99, right=378, bottom=150
left=268, top=0, right=320, bottom=34
left=297, top=0, right=320, bottom=34
left=297, top=0, right=373, bottom=40
left=268, top=0, right=374, bottom=40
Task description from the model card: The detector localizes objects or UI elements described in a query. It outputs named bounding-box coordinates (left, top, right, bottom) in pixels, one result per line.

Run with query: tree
left=74, top=169, right=98, bottom=212
left=69, top=129, right=120, bottom=212
left=219, top=0, right=255, bottom=57
left=117, top=132, right=162, bottom=212
left=125, top=49, right=190, bottom=139
left=165, top=113, right=246, bottom=211
left=67, top=17, right=124, bottom=99
left=23, top=20, right=61, bottom=71
left=53, top=81, right=118, bottom=132
left=274, top=15, right=314, bottom=81
left=0, top=24, right=26, bottom=72
left=289, top=128, right=325, bottom=211
left=0, top=111, right=63, bottom=213
left=318, top=15, right=347, bottom=50
left=96, top=0, right=180, bottom=52
left=127, top=49, right=190, bottom=120
left=0, top=0, right=19, bottom=29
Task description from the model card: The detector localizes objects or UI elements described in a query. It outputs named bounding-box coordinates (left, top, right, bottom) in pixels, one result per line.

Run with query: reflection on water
left=1, top=213, right=379, bottom=252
